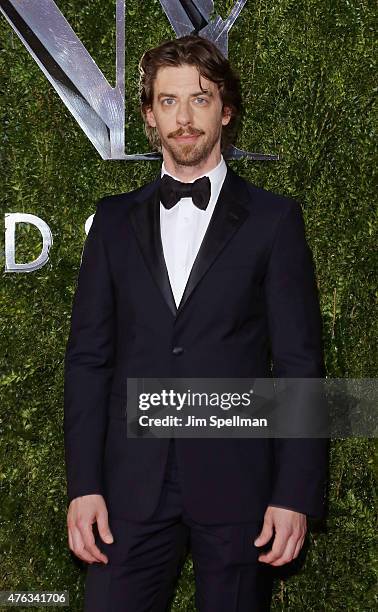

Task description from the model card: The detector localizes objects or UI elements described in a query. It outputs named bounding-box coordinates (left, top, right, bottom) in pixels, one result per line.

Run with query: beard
left=160, top=125, right=222, bottom=167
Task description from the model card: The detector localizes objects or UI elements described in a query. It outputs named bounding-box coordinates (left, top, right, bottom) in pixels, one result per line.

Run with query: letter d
left=4, top=213, right=53, bottom=272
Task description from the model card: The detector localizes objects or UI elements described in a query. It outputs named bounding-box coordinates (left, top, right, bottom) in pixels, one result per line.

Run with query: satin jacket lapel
left=177, top=166, right=250, bottom=314
left=128, top=178, right=177, bottom=317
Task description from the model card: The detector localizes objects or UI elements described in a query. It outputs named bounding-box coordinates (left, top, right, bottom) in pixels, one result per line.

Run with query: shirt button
left=172, top=346, right=184, bottom=356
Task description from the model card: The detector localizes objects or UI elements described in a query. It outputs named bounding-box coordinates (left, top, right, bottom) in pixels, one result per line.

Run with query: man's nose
left=176, top=101, right=193, bottom=126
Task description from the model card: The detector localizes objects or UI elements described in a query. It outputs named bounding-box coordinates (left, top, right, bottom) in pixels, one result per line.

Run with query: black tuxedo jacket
left=64, top=164, right=328, bottom=524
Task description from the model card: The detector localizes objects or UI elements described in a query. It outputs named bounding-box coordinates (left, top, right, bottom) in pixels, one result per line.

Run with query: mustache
left=168, top=127, right=204, bottom=138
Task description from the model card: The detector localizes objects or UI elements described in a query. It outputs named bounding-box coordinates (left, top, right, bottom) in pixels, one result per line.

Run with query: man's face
left=145, top=64, right=231, bottom=167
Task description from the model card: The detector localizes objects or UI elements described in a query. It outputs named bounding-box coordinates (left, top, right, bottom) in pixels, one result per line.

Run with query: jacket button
left=172, top=346, right=184, bottom=356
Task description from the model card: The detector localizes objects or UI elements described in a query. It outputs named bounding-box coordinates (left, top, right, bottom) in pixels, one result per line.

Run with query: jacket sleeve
left=263, top=199, right=328, bottom=519
left=64, top=199, right=115, bottom=504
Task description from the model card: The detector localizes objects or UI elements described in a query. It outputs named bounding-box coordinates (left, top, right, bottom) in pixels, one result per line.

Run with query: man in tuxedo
left=64, top=35, right=328, bottom=611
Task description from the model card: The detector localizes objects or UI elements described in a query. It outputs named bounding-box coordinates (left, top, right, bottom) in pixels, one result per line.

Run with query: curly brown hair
left=138, top=35, right=243, bottom=154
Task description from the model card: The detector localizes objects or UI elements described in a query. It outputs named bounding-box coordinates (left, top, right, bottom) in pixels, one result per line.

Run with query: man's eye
left=195, top=97, right=207, bottom=104
left=163, top=98, right=175, bottom=105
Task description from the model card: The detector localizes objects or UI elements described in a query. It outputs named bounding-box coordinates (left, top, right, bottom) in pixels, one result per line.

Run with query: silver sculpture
left=1, top=0, right=126, bottom=160
left=160, top=0, right=246, bottom=58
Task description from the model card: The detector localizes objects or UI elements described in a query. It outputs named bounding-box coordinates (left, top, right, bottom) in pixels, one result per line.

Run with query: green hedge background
left=0, top=0, right=376, bottom=610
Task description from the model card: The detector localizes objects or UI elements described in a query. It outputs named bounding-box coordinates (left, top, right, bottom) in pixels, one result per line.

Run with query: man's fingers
left=66, top=495, right=112, bottom=564
left=258, top=526, right=291, bottom=564
left=269, top=533, right=299, bottom=566
left=254, top=519, right=273, bottom=547
left=293, top=533, right=306, bottom=559
left=80, top=522, right=109, bottom=564
left=257, top=507, right=307, bottom=565
left=97, top=511, right=114, bottom=544
left=259, top=527, right=304, bottom=565
left=70, top=525, right=98, bottom=564
left=68, top=528, right=73, bottom=551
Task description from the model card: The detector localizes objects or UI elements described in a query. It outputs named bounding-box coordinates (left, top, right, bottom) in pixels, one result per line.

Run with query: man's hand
left=254, top=506, right=307, bottom=566
left=67, top=494, right=114, bottom=564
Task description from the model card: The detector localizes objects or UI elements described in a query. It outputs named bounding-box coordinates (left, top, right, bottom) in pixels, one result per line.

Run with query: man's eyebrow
left=157, top=91, right=213, bottom=99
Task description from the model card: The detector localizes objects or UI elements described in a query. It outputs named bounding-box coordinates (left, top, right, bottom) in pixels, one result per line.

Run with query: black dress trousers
left=84, top=439, right=274, bottom=611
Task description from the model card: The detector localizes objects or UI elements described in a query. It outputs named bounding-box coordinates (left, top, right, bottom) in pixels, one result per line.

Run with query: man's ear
left=222, top=106, right=232, bottom=126
left=145, top=105, right=157, bottom=128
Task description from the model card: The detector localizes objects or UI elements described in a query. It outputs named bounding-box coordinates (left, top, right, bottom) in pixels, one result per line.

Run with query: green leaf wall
left=0, top=1, right=376, bottom=610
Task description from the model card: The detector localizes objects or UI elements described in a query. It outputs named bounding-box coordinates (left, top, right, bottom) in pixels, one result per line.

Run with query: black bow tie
left=159, top=174, right=211, bottom=210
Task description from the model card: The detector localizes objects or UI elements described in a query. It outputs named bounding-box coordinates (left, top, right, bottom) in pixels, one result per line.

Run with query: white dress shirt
left=160, top=155, right=227, bottom=308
